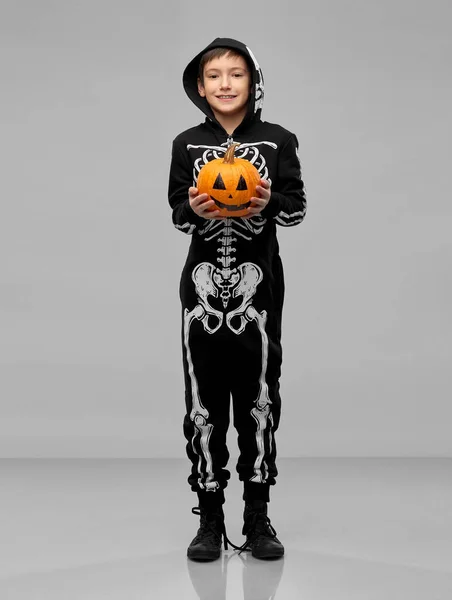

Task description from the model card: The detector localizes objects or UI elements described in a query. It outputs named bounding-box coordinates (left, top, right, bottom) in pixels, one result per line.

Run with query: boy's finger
left=256, top=186, right=270, bottom=196
left=192, top=193, right=209, bottom=205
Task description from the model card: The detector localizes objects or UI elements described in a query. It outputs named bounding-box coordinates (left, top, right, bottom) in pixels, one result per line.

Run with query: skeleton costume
left=168, top=38, right=307, bottom=503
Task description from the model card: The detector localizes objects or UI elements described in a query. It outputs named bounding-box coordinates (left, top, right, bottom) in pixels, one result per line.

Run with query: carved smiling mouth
left=210, top=195, right=251, bottom=212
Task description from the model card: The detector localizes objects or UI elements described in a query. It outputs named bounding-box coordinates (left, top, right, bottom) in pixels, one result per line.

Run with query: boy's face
left=197, top=53, right=251, bottom=122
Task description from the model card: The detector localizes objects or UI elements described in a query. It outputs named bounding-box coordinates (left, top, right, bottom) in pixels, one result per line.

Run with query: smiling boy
left=168, top=38, right=307, bottom=561
left=189, top=49, right=271, bottom=220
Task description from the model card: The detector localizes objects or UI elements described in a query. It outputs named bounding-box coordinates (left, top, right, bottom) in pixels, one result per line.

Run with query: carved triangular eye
left=213, top=173, right=226, bottom=190
left=236, top=175, right=248, bottom=190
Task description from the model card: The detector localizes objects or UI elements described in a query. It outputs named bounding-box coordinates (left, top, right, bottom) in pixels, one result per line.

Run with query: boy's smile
left=197, top=53, right=251, bottom=126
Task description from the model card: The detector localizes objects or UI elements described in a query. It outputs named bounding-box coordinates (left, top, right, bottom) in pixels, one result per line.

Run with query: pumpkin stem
left=223, top=143, right=241, bottom=164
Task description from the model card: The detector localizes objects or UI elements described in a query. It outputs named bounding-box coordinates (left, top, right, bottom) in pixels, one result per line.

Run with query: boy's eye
left=207, top=73, right=244, bottom=79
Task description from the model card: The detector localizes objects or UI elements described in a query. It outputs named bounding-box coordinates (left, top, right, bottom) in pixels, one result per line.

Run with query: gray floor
left=0, top=458, right=451, bottom=599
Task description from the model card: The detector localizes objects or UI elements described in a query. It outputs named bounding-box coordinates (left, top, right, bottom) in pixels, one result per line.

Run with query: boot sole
left=187, top=549, right=221, bottom=561
left=252, top=547, right=285, bottom=560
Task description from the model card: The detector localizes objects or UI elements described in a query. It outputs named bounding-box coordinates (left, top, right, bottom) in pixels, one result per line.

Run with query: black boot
left=240, top=499, right=284, bottom=560
left=187, top=492, right=229, bottom=562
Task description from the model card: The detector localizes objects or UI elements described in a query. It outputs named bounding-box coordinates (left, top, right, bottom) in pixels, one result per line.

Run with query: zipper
left=227, top=136, right=234, bottom=147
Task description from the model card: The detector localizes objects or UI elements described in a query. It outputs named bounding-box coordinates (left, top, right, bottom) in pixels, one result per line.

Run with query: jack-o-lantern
left=197, top=143, right=261, bottom=218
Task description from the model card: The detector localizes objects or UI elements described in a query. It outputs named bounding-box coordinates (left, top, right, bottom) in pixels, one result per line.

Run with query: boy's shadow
left=187, top=552, right=284, bottom=600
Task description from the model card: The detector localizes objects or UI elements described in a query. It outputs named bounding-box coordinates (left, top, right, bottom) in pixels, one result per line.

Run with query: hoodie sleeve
left=262, top=134, right=307, bottom=227
left=168, top=137, right=206, bottom=234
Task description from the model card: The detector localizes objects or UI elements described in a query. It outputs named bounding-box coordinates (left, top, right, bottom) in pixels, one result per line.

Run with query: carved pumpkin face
left=197, top=143, right=261, bottom=217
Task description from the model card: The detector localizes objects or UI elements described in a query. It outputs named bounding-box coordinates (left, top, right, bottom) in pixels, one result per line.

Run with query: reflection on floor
left=0, top=458, right=451, bottom=599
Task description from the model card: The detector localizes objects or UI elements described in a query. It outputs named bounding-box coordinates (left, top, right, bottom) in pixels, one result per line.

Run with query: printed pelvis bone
left=226, top=263, right=263, bottom=334
left=213, top=267, right=240, bottom=308
left=189, top=262, right=224, bottom=334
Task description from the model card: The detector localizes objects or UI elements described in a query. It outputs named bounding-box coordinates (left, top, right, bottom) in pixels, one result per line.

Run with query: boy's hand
left=243, top=179, right=272, bottom=218
left=188, top=187, right=224, bottom=220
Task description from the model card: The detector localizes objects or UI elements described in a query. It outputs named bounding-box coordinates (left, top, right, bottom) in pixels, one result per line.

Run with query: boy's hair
left=198, top=47, right=250, bottom=85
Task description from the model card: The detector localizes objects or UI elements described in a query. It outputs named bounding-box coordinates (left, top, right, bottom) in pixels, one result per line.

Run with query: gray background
left=1, top=0, right=450, bottom=458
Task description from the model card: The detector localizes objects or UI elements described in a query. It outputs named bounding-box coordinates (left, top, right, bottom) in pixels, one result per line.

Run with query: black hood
left=182, top=37, right=264, bottom=129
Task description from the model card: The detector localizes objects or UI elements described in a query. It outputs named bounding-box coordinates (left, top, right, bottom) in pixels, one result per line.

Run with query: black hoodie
left=168, top=38, right=307, bottom=331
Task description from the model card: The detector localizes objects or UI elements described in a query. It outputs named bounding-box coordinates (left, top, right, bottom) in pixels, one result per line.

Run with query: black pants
left=181, top=302, right=282, bottom=501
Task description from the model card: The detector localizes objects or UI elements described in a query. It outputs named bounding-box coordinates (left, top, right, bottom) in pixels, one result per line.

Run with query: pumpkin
left=197, top=143, right=261, bottom=218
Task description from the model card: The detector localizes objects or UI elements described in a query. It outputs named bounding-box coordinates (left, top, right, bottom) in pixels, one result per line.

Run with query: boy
left=168, top=38, right=307, bottom=561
